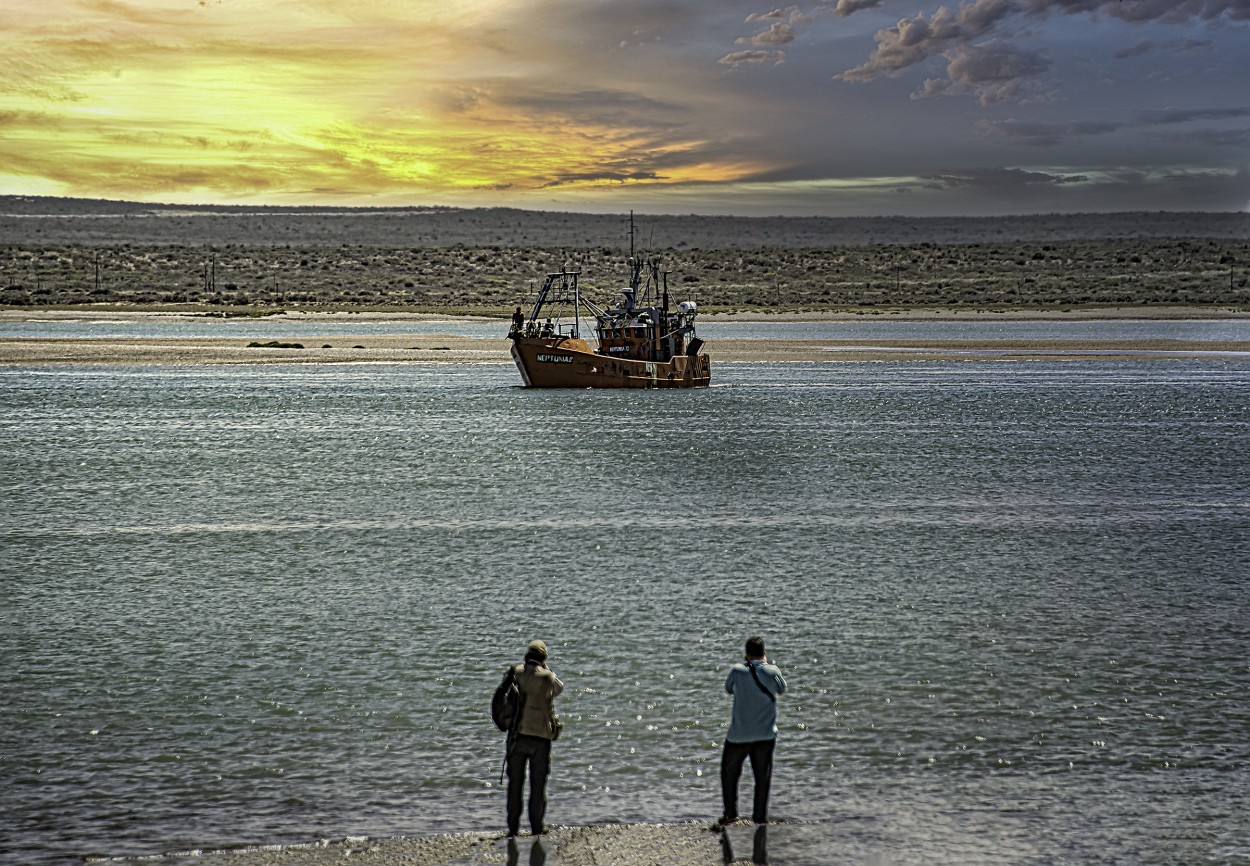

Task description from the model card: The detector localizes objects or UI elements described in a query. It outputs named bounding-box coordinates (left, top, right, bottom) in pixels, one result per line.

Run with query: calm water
left=3, top=333, right=1249, bottom=863
left=5, top=315, right=1250, bottom=344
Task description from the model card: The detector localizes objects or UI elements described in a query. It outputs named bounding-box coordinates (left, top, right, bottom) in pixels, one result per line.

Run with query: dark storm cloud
left=832, top=0, right=1249, bottom=105
left=944, top=43, right=1051, bottom=102
left=837, top=0, right=1016, bottom=82
left=914, top=63, right=1052, bottom=106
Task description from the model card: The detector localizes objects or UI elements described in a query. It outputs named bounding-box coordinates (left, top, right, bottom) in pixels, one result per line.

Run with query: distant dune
left=2, top=197, right=1247, bottom=311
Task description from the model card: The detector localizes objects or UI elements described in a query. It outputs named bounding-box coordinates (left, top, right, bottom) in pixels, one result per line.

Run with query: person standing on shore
left=505, top=639, right=563, bottom=838
left=717, top=635, right=786, bottom=828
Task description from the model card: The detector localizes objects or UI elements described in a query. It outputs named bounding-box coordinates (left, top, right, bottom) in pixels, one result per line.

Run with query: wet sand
left=98, top=821, right=777, bottom=866
left=3, top=309, right=1249, bottom=366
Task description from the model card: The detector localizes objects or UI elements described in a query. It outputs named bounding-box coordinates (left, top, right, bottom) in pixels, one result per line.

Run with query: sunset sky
left=1, top=0, right=1248, bottom=216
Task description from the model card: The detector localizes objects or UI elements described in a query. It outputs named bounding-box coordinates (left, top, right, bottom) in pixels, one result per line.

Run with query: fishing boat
left=507, top=217, right=711, bottom=389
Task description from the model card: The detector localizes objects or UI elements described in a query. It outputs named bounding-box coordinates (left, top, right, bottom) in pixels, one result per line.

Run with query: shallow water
left=5, top=315, right=1250, bottom=344
left=2, top=345, right=1249, bottom=864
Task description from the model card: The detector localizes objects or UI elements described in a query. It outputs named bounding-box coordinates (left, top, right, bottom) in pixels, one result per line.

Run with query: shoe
left=710, top=815, right=737, bottom=831
left=531, top=825, right=548, bottom=836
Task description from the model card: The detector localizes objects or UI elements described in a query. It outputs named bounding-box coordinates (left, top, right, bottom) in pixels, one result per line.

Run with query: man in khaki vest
left=506, top=639, right=563, bottom=837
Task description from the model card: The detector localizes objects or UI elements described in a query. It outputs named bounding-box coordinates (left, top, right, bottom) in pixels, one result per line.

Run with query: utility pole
left=204, top=254, right=218, bottom=294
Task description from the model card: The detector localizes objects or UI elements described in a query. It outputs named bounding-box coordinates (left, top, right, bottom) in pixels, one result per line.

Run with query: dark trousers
left=506, top=734, right=551, bottom=835
left=721, top=738, right=776, bottom=824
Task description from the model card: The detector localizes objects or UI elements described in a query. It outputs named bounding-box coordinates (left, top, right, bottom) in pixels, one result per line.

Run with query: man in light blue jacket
left=718, top=635, right=787, bottom=827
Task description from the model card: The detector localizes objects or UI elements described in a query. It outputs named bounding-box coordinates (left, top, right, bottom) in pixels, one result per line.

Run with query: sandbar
left=3, top=308, right=1249, bottom=366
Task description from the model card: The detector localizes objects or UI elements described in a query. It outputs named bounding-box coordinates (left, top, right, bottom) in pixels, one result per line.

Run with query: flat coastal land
left=3, top=198, right=1249, bottom=313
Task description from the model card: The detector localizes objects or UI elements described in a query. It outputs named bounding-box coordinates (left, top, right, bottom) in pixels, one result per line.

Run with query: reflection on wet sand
left=506, top=836, right=547, bottom=866
left=720, top=824, right=768, bottom=865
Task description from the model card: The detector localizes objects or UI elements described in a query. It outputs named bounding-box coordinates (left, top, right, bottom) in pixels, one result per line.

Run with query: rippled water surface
left=5, top=315, right=1250, bottom=343
left=3, top=348, right=1249, bottom=864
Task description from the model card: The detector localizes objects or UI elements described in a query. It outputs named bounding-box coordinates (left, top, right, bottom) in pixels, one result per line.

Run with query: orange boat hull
left=510, top=336, right=711, bottom=388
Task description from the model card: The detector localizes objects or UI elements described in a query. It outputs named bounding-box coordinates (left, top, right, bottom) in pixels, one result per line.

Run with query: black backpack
left=491, top=666, right=521, bottom=733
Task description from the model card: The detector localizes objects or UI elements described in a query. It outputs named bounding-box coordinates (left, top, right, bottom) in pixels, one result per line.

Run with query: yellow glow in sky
left=0, top=0, right=767, bottom=206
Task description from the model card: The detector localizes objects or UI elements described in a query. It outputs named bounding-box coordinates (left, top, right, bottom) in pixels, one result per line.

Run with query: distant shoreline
left=4, top=308, right=1248, bottom=366
left=5, top=196, right=1250, bottom=247
left=4, top=303, right=1250, bottom=323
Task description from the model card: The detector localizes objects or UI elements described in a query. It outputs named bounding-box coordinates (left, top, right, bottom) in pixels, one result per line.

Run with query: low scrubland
left=2, top=199, right=1247, bottom=312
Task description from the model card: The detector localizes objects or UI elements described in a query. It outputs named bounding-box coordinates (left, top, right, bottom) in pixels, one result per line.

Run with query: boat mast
left=628, top=210, right=641, bottom=294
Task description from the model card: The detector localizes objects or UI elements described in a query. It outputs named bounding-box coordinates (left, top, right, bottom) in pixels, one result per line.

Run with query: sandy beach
left=4, top=308, right=1250, bottom=366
